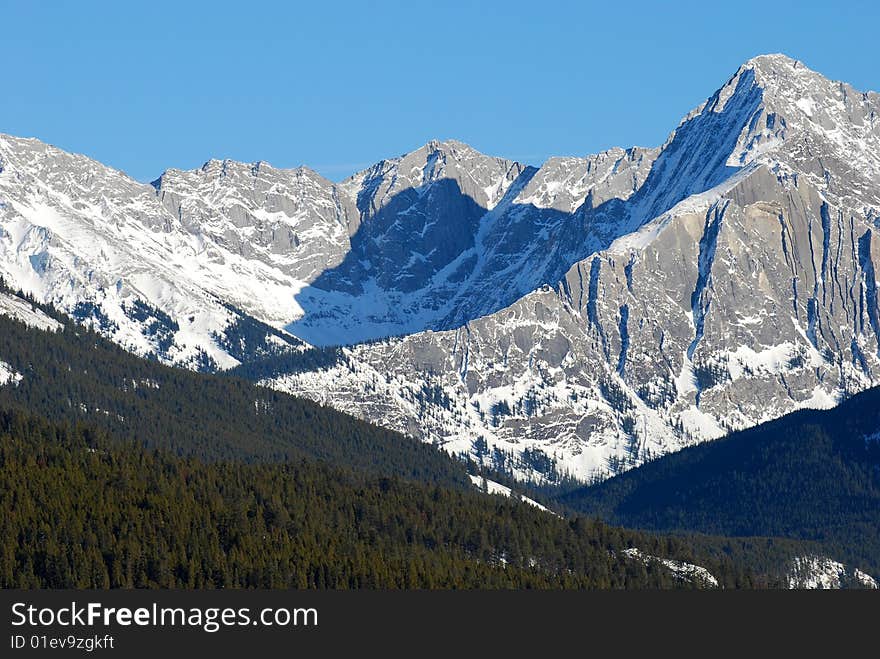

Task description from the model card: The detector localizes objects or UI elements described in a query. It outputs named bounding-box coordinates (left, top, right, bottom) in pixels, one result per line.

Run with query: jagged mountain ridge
left=0, top=132, right=655, bottom=359
left=0, top=136, right=316, bottom=368
left=288, top=139, right=661, bottom=344
left=1, top=54, right=879, bottom=483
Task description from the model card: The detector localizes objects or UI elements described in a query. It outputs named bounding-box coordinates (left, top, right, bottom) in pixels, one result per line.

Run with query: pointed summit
left=738, top=52, right=832, bottom=95
left=665, top=53, right=880, bottom=210
left=423, top=138, right=471, bottom=153
left=742, top=52, right=802, bottom=72
left=340, top=138, right=526, bottom=210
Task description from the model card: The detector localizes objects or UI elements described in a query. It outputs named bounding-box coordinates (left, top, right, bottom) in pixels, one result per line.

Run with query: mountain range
left=2, top=53, right=880, bottom=486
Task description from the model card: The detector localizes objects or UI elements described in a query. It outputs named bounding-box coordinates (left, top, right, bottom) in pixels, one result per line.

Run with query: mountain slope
left=557, top=383, right=880, bottom=576
left=0, top=286, right=815, bottom=590
left=0, top=135, right=314, bottom=369
left=1, top=405, right=790, bottom=589
left=287, top=54, right=875, bottom=346
left=287, top=140, right=661, bottom=344
left=0, top=287, right=469, bottom=485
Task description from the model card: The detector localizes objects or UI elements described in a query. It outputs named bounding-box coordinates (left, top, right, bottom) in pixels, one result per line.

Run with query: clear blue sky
left=3, top=0, right=878, bottom=182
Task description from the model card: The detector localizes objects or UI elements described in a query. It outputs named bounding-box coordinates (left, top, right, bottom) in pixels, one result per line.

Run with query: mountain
left=556, top=383, right=880, bottom=578
left=288, top=140, right=657, bottom=344
left=2, top=54, right=880, bottom=483
left=0, top=135, right=314, bottom=369
left=265, top=54, right=880, bottom=481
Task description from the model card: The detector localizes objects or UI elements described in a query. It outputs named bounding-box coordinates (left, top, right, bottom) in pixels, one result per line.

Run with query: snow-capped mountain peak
left=717, top=53, right=880, bottom=211
left=264, top=56, right=880, bottom=483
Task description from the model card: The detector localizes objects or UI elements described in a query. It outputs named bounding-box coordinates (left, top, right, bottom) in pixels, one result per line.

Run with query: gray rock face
left=288, top=140, right=534, bottom=343
left=287, top=119, right=742, bottom=346
left=269, top=55, right=880, bottom=482
left=153, top=159, right=350, bottom=284
left=330, top=140, right=527, bottom=294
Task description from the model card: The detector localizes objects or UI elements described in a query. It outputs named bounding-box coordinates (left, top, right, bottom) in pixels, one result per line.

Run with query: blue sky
left=3, top=0, right=878, bottom=182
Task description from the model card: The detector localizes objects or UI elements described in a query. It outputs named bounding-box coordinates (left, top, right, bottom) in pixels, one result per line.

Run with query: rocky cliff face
left=153, top=159, right=350, bottom=289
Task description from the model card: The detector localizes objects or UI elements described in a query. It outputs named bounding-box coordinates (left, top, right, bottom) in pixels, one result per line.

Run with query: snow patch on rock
left=788, top=555, right=879, bottom=589
left=0, top=360, right=22, bottom=386
left=622, top=548, right=719, bottom=587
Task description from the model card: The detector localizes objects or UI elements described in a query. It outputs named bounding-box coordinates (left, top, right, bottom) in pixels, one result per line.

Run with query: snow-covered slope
left=0, top=360, right=21, bottom=387
left=622, top=548, right=719, bottom=588
left=0, top=134, right=653, bottom=355
left=0, top=289, right=62, bottom=332
left=0, top=136, right=309, bottom=368
left=467, top=475, right=552, bottom=513
left=0, top=290, right=57, bottom=387
left=152, top=158, right=351, bottom=306
left=622, top=551, right=880, bottom=590
left=269, top=55, right=880, bottom=482
left=288, top=140, right=660, bottom=345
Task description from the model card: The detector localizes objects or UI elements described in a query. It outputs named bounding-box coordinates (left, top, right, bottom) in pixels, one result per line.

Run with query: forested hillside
left=0, top=285, right=866, bottom=588
left=0, top=287, right=467, bottom=487
left=0, top=407, right=779, bottom=589
left=561, top=391, right=880, bottom=575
